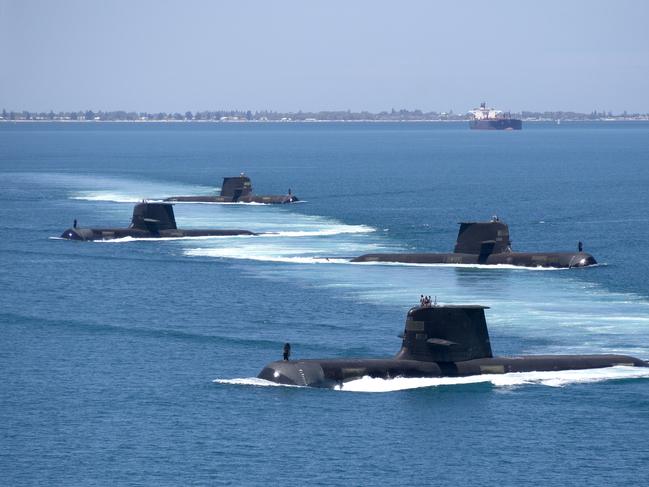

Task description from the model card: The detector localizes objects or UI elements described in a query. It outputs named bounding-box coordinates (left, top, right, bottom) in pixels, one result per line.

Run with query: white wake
left=337, top=366, right=649, bottom=392
left=214, top=366, right=649, bottom=393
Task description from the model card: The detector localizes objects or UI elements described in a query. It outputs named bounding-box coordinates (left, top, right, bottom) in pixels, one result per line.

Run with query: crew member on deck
left=73, top=219, right=77, bottom=228
left=283, top=343, right=291, bottom=361
left=578, top=241, right=583, bottom=252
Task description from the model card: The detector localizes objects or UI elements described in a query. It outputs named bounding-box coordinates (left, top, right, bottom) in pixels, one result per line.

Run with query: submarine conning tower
left=395, top=305, right=493, bottom=362
left=220, top=176, right=253, bottom=200
left=130, top=202, right=177, bottom=231
left=453, top=220, right=511, bottom=255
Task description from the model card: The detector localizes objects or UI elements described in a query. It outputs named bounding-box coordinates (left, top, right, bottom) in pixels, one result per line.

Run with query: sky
left=1, top=0, right=648, bottom=113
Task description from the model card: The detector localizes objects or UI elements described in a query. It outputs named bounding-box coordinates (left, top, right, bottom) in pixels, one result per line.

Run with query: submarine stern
left=486, top=252, right=598, bottom=268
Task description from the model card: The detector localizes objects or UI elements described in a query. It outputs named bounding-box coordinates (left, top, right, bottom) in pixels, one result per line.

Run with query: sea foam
left=214, top=366, right=649, bottom=393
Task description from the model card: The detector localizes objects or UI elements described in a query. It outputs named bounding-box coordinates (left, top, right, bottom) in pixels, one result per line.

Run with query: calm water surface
left=1, top=122, right=649, bottom=485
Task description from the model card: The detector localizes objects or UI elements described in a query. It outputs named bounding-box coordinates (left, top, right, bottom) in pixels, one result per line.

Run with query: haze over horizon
left=2, top=0, right=648, bottom=114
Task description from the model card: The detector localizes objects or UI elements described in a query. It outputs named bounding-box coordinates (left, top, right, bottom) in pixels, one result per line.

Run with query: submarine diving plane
left=259, top=303, right=647, bottom=388
left=60, top=202, right=256, bottom=241
left=352, top=218, right=597, bottom=269
left=165, top=174, right=298, bottom=204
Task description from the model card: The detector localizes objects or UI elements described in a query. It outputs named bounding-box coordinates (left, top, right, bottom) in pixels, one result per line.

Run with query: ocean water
left=1, top=121, right=649, bottom=486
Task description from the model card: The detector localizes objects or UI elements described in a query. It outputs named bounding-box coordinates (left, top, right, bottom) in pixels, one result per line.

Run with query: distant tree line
left=1, top=108, right=647, bottom=122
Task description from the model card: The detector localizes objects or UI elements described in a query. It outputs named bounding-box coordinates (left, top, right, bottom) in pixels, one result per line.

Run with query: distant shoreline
left=2, top=118, right=648, bottom=123
left=3, top=108, right=648, bottom=123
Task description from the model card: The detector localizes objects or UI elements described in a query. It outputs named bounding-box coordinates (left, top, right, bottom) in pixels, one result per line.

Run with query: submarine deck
left=351, top=251, right=597, bottom=268
left=60, top=227, right=257, bottom=240
left=165, top=194, right=297, bottom=204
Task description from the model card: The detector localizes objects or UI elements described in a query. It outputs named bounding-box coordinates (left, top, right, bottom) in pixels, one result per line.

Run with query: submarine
left=258, top=303, right=647, bottom=388
left=351, top=218, right=597, bottom=268
left=60, top=202, right=256, bottom=241
left=165, top=174, right=298, bottom=204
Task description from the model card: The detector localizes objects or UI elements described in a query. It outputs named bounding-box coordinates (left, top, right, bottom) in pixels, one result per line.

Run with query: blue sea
left=2, top=121, right=649, bottom=486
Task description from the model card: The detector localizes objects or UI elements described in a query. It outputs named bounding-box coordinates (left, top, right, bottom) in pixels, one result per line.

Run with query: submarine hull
left=165, top=175, right=298, bottom=204
left=350, top=220, right=597, bottom=268
left=258, top=305, right=645, bottom=389
left=60, top=202, right=258, bottom=241
left=351, top=251, right=597, bottom=268
left=61, top=227, right=256, bottom=241
left=165, top=195, right=298, bottom=204
left=259, top=355, right=647, bottom=388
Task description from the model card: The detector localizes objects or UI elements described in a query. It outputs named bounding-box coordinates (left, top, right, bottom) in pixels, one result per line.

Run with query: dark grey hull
left=60, top=227, right=256, bottom=241
left=259, top=355, right=647, bottom=388
left=165, top=194, right=298, bottom=204
left=351, top=251, right=597, bottom=268
left=470, top=119, right=522, bottom=130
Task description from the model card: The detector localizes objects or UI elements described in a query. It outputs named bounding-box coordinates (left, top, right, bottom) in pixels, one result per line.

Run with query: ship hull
left=165, top=195, right=298, bottom=204
left=351, top=251, right=597, bottom=268
left=470, top=119, right=522, bottom=130
left=60, top=227, right=256, bottom=241
left=259, top=355, right=646, bottom=388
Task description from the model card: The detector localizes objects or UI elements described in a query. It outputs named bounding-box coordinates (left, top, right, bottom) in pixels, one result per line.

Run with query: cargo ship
left=468, top=102, right=522, bottom=130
